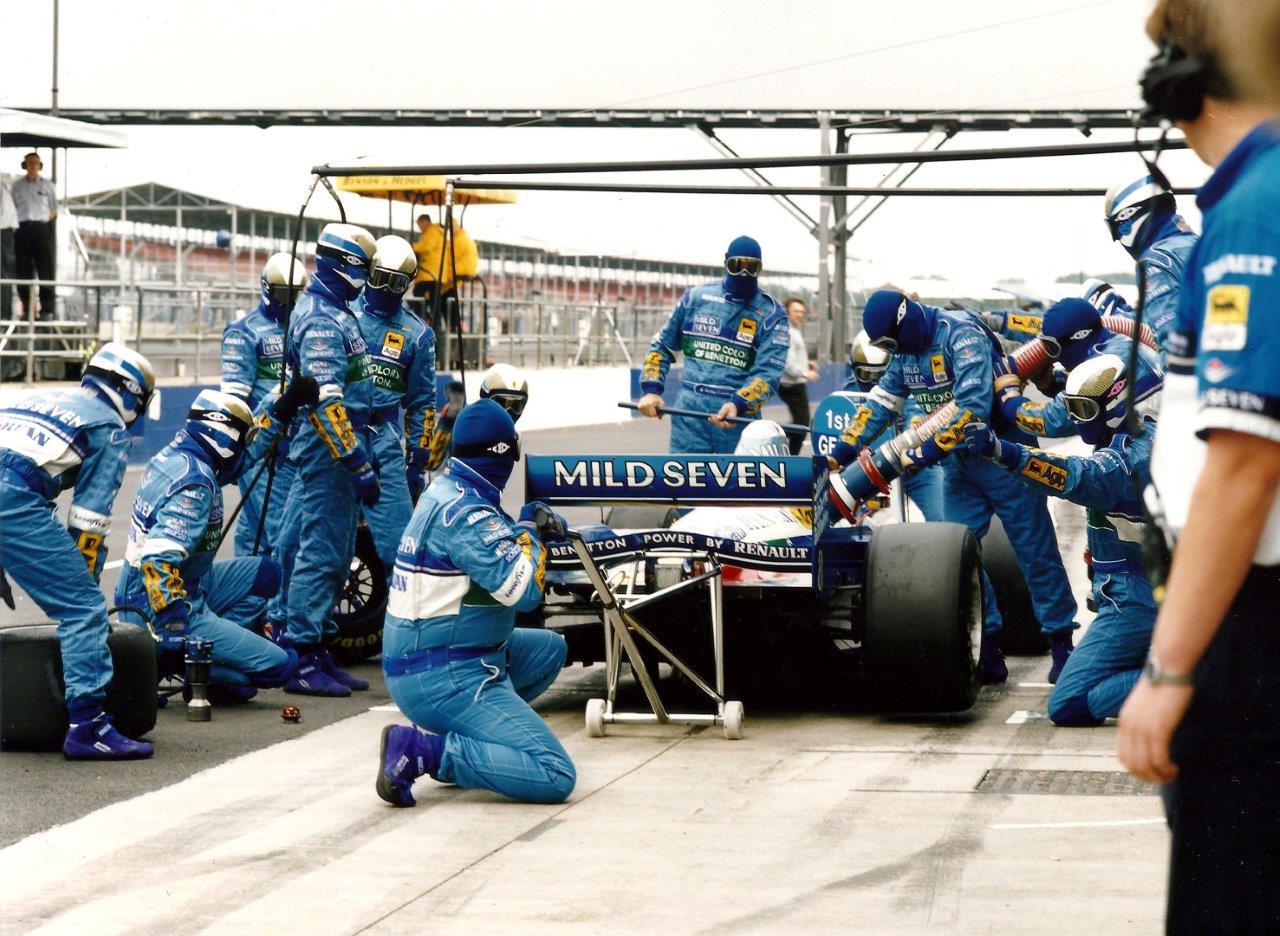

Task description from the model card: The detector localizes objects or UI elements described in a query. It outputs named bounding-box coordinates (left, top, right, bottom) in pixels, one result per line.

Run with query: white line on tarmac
left=1006, top=710, right=1048, bottom=724
left=368, top=704, right=398, bottom=712
left=1017, top=682, right=1053, bottom=688
left=991, top=818, right=1165, bottom=831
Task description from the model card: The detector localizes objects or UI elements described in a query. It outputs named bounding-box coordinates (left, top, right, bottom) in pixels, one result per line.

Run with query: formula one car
left=528, top=445, right=984, bottom=717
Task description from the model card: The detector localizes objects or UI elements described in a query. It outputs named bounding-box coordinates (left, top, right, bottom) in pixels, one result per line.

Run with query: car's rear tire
left=982, top=517, right=1049, bottom=656
left=603, top=506, right=679, bottom=530
left=863, top=522, right=982, bottom=712
left=331, top=524, right=388, bottom=665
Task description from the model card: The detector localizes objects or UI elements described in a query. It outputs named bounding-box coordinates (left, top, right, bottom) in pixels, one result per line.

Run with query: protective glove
left=519, top=501, right=569, bottom=542
left=898, top=445, right=939, bottom=475
left=961, top=421, right=1020, bottom=470
left=1031, top=364, right=1067, bottom=397
left=339, top=445, right=381, bottom=506
left=406, top=447, right=430, bottom=503
left=153, top=600, right=192, bottom=655
left=272, top=375, right=319, bottom=423
left=0, top=566, right=14, bottom=611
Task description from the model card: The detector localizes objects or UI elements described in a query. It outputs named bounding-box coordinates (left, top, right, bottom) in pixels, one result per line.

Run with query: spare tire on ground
left=0, top=621, right=158, bottom=751
left=330, top=523, right=389, bottom=665
left=863, top=521, right=983, bottom=713
left=981, top=517, right=1050, bottom=656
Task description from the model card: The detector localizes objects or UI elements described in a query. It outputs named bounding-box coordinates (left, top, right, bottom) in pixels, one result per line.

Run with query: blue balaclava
left=312, top=225, right=374, bottom=304
left=1041, top=298, right=1105, bottom=371
left=362, top=281, right=403, bottom=315
left=722, top=235, right=761, bottom=302
left=862, top=289, right=936, bottom=356
left=451, top=399, right=520, bottom=491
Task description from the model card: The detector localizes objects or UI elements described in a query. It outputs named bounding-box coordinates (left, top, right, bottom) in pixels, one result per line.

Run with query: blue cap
left=726, top=235, right=761, bottom=260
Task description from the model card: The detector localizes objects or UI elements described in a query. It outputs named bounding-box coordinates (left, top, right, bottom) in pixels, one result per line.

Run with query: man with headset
left=1117, top=2, right=1280, bottom=929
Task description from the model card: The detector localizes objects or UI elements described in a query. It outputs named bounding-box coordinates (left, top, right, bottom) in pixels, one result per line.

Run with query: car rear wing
left=524, top=454, right=818, bottom=508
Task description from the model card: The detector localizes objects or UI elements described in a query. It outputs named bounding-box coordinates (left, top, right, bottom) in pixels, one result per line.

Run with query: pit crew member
left=0, top=342, right=156, bottom=759
left=353, top=235, right=437, bottom=571
left=830, top=289, right=1078, bottom=684
left=963, top=354, right=1156, bottom=725
left=220, top=252, right=308, bottom=556
left=636, top=235, right=789, bottom=454
left=377, top=399, right=575, bottom=806
left=279, top=222, right=380, bottom=697
left=115, top=390, right=299, bottom=700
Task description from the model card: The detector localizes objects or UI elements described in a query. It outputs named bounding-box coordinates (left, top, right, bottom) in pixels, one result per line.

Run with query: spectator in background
left=411, top=214, right=441, bottom=307
left=0, top=174, right=16, bottom=320
left=777, top=297, right=819, bottom=455
left=12, top=152, right=58, bottom=319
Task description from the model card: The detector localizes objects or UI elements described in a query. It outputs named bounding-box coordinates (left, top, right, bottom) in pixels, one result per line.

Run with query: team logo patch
left=1202, top=284, right=1249, bottom=351
left=1021, top=456, right=1067, bottom=491
left=382, top=331, right=406, bottom=360
left=736, top=317, right=757, bottom=344
left=1008, top=313, right=1042, bottom=334
left=930, top=354, right=947, bottom=380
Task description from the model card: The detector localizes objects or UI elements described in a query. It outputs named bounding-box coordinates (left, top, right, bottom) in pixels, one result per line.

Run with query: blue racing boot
left=63, top=709, right=154, bottom=760
left=318, top=647, right=369, bottom=691
left=376, top=724, right=444, bottom=807
left=284, top=649, right=352, bottom=697
left=1048, top=631, right=1075, bottom=685
left=980, top=634, right=1008, bottom=685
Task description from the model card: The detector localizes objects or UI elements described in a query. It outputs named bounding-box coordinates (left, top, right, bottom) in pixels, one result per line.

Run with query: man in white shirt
left=777, top=297, right=819, bottom=454
left=0, top=174, right=17, bottom=320
left=11, top=152, right=58, bottom=319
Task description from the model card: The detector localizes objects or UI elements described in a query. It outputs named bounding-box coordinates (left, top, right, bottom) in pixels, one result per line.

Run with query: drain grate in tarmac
left=976, top=769, right=1157, bottom=796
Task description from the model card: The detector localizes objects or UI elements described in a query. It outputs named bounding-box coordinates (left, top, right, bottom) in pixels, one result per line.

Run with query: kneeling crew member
left=0, top=342, right=156, bottom=759
left=964, top=354, right=1156, bottom=725
left=116, top=390, right=299, bottom=699
left=377, top=399, right=575, bottom=806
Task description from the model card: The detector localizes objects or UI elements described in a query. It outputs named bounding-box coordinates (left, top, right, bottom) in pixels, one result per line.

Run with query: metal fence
left=0, top=277, right=833, bottom=384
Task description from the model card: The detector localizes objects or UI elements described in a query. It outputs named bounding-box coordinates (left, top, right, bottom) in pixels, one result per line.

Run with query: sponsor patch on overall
left=930, top=354, right=947, bottom=380
left=682, top=335, right=753, bottom=370
left=382, top=331, right=406, bottom=360
left=1021, top=456, right=1067, bottom=491
left=736, top=317, right=757, bottom=344
left=1008, top=313, right=1042, bottom=335
left=1202, top=284, right=1249, bottom=352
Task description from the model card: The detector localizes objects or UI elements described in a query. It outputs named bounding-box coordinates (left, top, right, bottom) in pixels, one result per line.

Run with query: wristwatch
left=1143, top=650, right=1194, bottom=687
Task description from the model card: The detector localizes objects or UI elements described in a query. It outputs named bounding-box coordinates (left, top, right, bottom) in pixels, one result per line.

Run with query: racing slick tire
left=981, top=517, right=1049, bottom=656
left=603, top=506, right=679, bottom=531
left=0, top=621, right=158, bottom=751
left=863, top=522, right=982, bottom=713
left=331, top=524, right=389, bottom=665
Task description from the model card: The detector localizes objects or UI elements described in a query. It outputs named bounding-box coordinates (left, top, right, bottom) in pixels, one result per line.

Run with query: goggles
left=368, top=266, right=413, bottom=294
left=452, top=436, right=521, bottom=461
left=1064, top=395, right=1100, bottom=423
left=725, top=256, right=762, bottom=277
left=486, top=389, right=528, bottom=420
left=853, top=363, right=886, bottom=384
left=266, top=282, right=302, bottom=309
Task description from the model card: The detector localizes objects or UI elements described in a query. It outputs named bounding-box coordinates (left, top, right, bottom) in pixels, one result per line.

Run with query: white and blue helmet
left=260, top=251, right=308, bottom=317
left=314, top=223, right=376, bottom=298
left=1103, top=175, right=1176, bottom=249
left=1078, top=278, right=1133, bottom=318
left=185, top=389, right=257, bottom=481
left=82, top=341, right=155, bottom=426
left=735, top=419, right=789, bottom=457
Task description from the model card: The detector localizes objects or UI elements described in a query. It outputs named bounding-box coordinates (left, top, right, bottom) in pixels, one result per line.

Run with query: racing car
left=528, top=420, right=985, bottom=716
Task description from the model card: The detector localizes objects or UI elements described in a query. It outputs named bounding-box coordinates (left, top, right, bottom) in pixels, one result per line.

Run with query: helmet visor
left=368, top=266, right=413, bottom=294
left=485, top=389, right=528, bottom=420
left=854, top=364, right=886, bottom=384
left=266, top=282, right=303, bottom=309
left=725, top=256, right=763, bottom=277
left=1064, top=395, right=1101, bottom=423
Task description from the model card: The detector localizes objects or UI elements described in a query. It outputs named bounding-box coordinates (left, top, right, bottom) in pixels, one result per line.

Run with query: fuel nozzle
left=185, top=638, right=214, bottom=722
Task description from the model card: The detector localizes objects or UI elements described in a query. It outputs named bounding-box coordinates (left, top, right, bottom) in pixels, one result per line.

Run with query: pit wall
left=0, top=364, right=850, bottom=464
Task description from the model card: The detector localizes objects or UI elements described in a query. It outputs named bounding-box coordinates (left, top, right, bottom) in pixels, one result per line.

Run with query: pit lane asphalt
left=0, top=410, right=1169, bottom=933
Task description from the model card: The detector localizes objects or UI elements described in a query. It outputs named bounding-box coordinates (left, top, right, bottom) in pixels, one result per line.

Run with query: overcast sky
left=0, top=0, right=1210, bottom=289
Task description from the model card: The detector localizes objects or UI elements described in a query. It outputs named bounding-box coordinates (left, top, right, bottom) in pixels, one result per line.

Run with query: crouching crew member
left=964, top=354, right=1157, bottom=725
left=116, top=390, right=299, bottom=700
left=0, top=342, right=156, bottom=759
left=637, top=235, right=789, bottom=454
left=377, top=399, right=575, bottom=806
